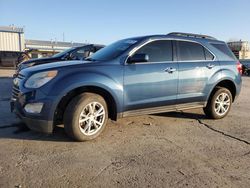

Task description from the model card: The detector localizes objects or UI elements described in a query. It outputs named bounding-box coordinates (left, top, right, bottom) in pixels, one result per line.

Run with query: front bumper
left=11, top=99, right=54, bottom=134
left=11, top=71, right=59, bottom=134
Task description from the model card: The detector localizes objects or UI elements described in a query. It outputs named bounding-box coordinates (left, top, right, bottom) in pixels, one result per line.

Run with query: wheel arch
left=54, top=85, right=118, bottom=125
left=207, top=79, right=237, bottom=104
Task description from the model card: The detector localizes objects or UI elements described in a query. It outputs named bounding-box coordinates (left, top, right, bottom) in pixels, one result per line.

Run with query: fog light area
left=24, top=103, right=44, bottom=113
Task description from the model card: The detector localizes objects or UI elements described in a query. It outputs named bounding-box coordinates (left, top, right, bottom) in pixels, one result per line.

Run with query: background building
left=0, top=26, right=25, bottom=67
left=227, top=41, right=250, bottom=59
left=25, top=40, right=86, bottom=59
left=0, top=26, right=86, bottom=67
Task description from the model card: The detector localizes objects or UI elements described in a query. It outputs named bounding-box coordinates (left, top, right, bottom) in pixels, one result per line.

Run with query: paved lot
left=0, top=69, right=249, bottom=188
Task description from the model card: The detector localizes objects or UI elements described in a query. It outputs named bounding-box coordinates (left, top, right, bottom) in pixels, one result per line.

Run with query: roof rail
left=167, top=32, right=217, bottom=40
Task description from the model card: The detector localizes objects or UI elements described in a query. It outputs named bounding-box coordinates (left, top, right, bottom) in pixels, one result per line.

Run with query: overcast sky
left=0, top=0, right=249, bottom=44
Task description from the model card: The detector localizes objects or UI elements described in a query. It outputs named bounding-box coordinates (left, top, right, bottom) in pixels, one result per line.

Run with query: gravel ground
left=0, top=69, right=249, bottom=188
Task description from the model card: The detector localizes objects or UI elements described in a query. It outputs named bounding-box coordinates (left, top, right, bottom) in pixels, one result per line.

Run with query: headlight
left=25, top=70, right=58, bottom=88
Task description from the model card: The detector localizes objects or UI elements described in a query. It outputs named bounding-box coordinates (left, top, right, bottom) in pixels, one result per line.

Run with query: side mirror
left=128, top=53, right=149, bottom=64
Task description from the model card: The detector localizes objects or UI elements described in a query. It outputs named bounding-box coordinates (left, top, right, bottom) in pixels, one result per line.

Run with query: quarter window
left=204, top=48, right=214, bottom=60
left=211, top=43, right=236, bottom=60
left=134, top=40, right=173, bottom=62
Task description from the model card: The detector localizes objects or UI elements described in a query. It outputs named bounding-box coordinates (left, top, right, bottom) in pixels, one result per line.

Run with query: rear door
left=176, top=40, right=219, bottom=105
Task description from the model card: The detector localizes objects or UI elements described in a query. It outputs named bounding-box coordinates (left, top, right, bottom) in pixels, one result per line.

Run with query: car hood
left=20, top=60, right=93, bottom=75
left=22, top=56, right=58, bottom=64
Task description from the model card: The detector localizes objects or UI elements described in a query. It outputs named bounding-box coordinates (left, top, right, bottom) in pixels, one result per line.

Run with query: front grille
left=12, top=86, right=20, bottom=99
left=17, top=74, right=25, bottom=79
left=11, top=74, right=25, bottom=99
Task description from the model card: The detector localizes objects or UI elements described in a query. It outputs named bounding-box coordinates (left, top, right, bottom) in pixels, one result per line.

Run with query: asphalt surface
left=0, top=69, right=249, bottom=188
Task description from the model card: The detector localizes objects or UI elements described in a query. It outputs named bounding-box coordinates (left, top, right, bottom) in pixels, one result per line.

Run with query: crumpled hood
left=22, top=56, right=57, bottom=64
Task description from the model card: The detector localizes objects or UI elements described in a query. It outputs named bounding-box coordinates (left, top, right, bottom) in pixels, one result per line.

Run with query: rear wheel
left=64, top=93, right=108, bottom=141
left=203, top=87, right=232, bottom=119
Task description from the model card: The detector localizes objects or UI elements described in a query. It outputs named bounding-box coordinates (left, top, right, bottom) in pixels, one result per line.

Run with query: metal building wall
left=0, top=31, right=25, bottom=52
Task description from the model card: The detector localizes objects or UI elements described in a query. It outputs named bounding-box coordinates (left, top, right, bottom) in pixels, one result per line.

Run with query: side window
left=177, top=41, right=206, bottom=61
left=71, top=48, right=90, bottom=60
left=134, top=40, right=173, bottom=62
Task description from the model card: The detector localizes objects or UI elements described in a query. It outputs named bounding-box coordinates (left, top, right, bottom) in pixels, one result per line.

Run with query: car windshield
left=52, top=47, right=76, bottom=58
left=88, top=39, right=140, bottom=61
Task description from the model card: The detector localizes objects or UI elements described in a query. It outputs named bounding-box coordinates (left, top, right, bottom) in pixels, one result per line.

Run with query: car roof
left=125, top=32, right=223, bottom=44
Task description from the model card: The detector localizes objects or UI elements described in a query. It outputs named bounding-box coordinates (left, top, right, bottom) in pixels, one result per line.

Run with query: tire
left=203, top=87, right=232, bottom=119
left=64, top=93, right=108, bottom=141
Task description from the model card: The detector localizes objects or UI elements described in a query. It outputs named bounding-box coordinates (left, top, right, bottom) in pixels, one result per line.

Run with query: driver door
left=123, top=40, right=178, bottom=114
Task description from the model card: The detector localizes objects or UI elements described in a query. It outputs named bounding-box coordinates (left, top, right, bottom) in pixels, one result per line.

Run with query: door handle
left=164, top=67, right=176, bottom=73
left=206, top=63, right=215, bottom=69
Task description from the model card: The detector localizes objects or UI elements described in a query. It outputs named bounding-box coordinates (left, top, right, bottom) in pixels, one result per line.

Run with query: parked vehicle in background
left=16, top=49, right=39, bottom=67
left=17, top=52, right=31, bottom=66
left=240, top=59, right=250, bottom=75
left=11, top=32, right=242, bottom=141
left=16, top=44, right=104, bottom=72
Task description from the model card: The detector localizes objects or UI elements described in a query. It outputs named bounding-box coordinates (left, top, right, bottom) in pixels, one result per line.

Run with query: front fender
left=41, top=70, right=124, bottom=116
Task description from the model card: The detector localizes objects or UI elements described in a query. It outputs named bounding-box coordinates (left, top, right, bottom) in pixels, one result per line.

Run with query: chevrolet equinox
left=11, top=32, right=242, bottom=141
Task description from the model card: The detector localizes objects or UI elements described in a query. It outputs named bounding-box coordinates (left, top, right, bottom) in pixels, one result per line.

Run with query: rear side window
left=177, top=41, right=206, bottom=61
left=135, top=40, right=173, bottom=62
left=211, top=43, right=236, bottom=59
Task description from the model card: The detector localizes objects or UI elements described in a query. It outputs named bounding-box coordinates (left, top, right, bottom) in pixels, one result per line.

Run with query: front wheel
left=203, top=88, right=232, bottom=119
left=64, top=93, right=108, bottom=141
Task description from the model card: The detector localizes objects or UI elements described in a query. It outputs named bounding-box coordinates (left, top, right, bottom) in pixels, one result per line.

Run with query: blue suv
left=11, top=32, right=242, bottom=141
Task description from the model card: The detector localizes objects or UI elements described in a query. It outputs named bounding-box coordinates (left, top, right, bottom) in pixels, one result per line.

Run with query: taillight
left=237, top=61, right=243, bottom=75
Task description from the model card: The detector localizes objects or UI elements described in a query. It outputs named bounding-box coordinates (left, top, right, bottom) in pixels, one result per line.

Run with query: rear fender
left=205, top=69, right=241, bottom=102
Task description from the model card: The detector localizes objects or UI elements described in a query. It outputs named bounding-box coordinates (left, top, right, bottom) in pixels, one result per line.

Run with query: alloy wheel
left=214, top=92, right=231, bottom=116
left=78, top=102, right=105, bottom=136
